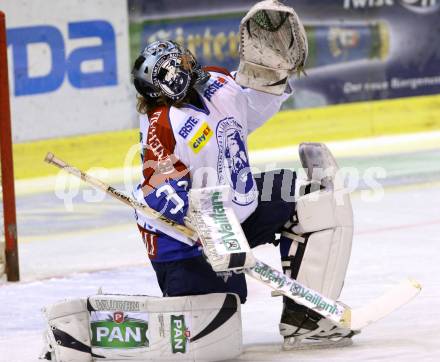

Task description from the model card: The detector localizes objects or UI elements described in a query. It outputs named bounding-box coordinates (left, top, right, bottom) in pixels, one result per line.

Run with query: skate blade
left=282, top=337, right=353, bottom=351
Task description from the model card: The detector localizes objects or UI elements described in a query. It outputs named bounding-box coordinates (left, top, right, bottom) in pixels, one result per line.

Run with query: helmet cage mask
left=132, top=41, right=208, bottom=102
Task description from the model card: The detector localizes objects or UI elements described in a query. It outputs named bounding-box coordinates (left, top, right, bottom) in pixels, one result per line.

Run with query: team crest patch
left=216, top=117, right=257, bottom=206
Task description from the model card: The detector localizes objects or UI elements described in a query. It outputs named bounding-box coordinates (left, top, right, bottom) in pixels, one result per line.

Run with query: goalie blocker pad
left=188, top=186, right=256, bottom=272
left=236, top=0, right=308, bottom=95
left=41, top=293, right=242, bottom=361
left=283, top=143, right=353, bottom=301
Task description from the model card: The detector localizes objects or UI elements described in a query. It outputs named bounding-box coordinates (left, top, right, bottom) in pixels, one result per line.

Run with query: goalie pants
left=152, top=169, right=296, bottom=304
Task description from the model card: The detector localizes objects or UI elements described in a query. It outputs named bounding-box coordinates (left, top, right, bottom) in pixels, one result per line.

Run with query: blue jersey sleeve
left=144, top=177, right=190, bottom=225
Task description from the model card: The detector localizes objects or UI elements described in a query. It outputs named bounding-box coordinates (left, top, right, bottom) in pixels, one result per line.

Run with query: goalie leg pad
left=284, top=142, right=353, bottom=299
left=41, top=298, right=92, bottom=362
left=279, top=143, right=354, bottom=342
left=41, top=293, right=242, bottom=361
left=284, top=190, right=353, bottom=300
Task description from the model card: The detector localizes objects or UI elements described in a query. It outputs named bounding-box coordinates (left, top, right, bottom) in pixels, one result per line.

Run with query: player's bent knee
left=41, top=293, right=242, bottom=361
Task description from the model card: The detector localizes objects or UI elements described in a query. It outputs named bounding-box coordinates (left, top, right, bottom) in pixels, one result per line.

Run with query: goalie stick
left=44, top=152, right=421, bottom=331
left=44, top=153, right=198, bottom=241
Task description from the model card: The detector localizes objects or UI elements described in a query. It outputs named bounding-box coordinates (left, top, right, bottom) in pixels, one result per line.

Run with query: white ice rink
left=1, top=146, right=440, bottom=361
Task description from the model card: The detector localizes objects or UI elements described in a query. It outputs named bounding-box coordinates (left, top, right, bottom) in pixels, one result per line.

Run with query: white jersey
left=134, top=67, right=290, bottom=247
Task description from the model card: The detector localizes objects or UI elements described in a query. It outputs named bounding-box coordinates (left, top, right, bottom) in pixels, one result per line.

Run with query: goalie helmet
left=132, top=40, right=210, bottom=102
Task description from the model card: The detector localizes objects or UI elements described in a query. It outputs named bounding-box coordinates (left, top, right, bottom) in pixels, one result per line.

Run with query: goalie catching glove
left=236, top=0, right=308, bottom=95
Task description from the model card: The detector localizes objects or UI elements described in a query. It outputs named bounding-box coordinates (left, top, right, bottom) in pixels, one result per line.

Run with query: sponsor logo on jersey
left=343, top=0, right=439, bottom=13
left=178, top=116, right=199, bottom=139
left=148, top=110, right=169, bottom=160
left=90, top=310, right=149, bottom=349
left=216, top=117, right=257, bottom=206
left=170, top=315, right=190, bottom=354
left=189, top=122, right=213, bottom=153
left=203, top=76, right=228, bottom=101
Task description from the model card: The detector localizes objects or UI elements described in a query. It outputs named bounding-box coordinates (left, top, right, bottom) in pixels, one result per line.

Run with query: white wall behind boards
left=1, top=0, right=136, bottom=142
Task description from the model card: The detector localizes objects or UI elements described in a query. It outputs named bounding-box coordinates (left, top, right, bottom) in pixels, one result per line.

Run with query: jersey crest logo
left=216, top=117, right=257, bottom=206
left=189, top=122, right=213, bottom=153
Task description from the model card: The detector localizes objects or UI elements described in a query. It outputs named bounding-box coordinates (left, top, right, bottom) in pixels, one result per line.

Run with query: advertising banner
left=1, top=0, right=134, bottom=142
left=129, top=0, right=440, bottom=110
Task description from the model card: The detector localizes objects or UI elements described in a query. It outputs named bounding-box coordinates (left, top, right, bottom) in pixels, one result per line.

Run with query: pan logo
left=170, top=315, right=190, bottom=354
left=7, top=20, right=117, bottom=96
left=343, top=0, right=439, bottom=12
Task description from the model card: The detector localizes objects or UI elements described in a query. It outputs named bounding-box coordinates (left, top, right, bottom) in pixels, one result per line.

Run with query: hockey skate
left=279, top=298, right=359, bottom=350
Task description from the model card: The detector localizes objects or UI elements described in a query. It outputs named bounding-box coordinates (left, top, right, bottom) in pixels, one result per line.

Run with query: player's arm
left=242, top=86, right=292, bottom=133
left=140, top=109, right=191, bottom=226
left=221, top=67, right=292, bottom=133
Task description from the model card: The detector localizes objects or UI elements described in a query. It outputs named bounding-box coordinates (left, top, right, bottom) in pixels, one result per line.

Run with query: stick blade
left=351, top=278, right=422, bottom=330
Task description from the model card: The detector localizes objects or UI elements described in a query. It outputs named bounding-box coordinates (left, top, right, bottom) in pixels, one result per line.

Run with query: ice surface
left=1, top=161, right=440, bottom=361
